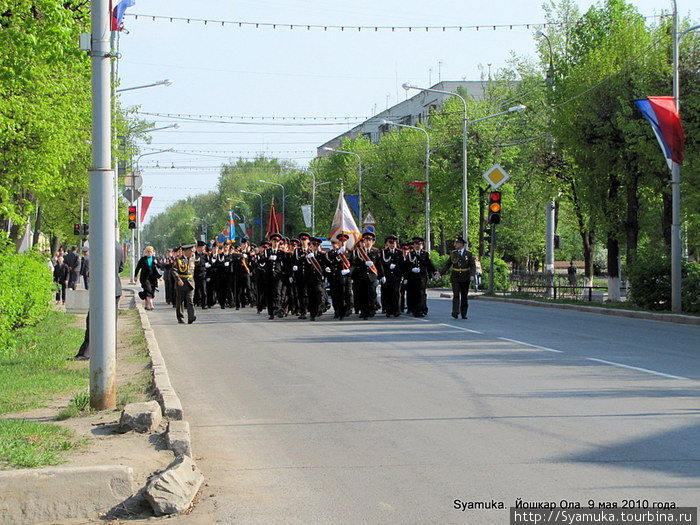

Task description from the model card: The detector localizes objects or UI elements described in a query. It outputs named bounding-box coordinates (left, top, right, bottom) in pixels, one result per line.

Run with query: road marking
left=498, top=337, right=563, bottom=353
left=439, top=323, right=483, bottom=334
left=586, top=358, right=688, bottom=380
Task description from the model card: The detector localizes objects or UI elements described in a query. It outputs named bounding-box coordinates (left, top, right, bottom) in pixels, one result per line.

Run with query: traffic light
left=128, top=206, right=137, bottom=229
left=488, top=191, right=502, bottom=225
left=73, top=223, right=81, bottom=235
left=82, top=223, right=89, bottom=236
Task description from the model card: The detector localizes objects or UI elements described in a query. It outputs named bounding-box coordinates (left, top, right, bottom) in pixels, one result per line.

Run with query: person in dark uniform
left=305, top=237, right=328, bottom=321
left=290, top=233, right=312, bottom=319
left=205, top=244, right=218, bottom=308
left=379, top=235, right=404, bottom=317
left=63, top=246, right=80, bottom=290
left=442, top=235, right=476, bottom=319
left=352, top=231, right=383, bottom=320
left=193, top=241, right=208, bottom=309
left=213, top=243, right=232, bottom=309
left=326, top=233, right=354, bottom=319
left=262, top=233, right=286, bottom=319
left=53, top=255, right=69, bottom=304
left=171, top=243, right=197, bottom=324
left=253, top=242, right=269, bottom=314
left=404, top=236, right=438, bottom=317
left=234, top=238, right=253, bottom=309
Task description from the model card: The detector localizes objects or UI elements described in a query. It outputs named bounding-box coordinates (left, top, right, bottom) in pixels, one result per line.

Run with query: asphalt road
left=147, top=291, right=700, bottom=524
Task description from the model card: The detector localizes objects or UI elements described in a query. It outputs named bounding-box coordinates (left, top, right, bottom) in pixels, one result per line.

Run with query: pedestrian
left=134, top=245, right=160, bottom=310
left=63, top=245, right=80, bottom=290
left=171, top=243, right=197, bottom=324
left=53, top=255, right=69, bottom=305
left=567, top=261, right=577, bottom=287
left=473, top=257, right=482, bottom=292
left=442, top=235, right=476, bottom=319
left=79, top=245, right=90, bottom=290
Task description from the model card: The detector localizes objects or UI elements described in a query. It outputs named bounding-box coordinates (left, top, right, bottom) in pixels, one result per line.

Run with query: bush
left=627, top=247, right=700, bottom=313
left=428, top=251, right=450, bottom=287
left=482, top=257, right=510, bottom=292
left=0, top=241, right=54, bottom=353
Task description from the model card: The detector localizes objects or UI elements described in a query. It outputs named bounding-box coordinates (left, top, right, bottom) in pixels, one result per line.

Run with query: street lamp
left=383, top=120, right=431, bottom=251
left=323, top=147, right=363, bottom=225
left=535, top=30, right=555, bottom=88
left=116, top=79, right=172, bottom=93
left=258, top=180, right=285, bottom=235
left=403, top=82, right=469, bottom=244
left=240, top=190, right=263, bottom=241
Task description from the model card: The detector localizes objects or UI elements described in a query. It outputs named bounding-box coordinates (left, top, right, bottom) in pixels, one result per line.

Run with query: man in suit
left=171, top=244, right=197, bottom=324
left=64, top=245, right=80, bottom=290
left=79, top=246, right=90, bottom=290
left=442, top=235, right=476, bottom=319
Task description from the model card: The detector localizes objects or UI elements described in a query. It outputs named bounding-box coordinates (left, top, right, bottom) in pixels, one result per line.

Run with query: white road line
left=586, top=358, right=688, bottom=380
left=498, top=337, right=564, bottom=353
left=439, top=323, right=483, bottom=334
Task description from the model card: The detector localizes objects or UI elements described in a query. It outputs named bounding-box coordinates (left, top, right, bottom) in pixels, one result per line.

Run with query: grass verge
left=116, top=309, right=154, bottom=410
left=0, top=419, right=82, bottom=469
left=0, top=310, right=87, bottom=415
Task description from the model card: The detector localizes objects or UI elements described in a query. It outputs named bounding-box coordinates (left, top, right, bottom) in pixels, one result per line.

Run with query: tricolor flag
left=228, top=210, right=236, bottom=242
left=329, top=190, right=361, bottom=250
left=111, top=0, right=135, bottom=32
left=634, top=96, right=685, bottom=171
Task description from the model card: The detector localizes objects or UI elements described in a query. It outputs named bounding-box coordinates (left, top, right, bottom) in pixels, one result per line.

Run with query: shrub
left=482, top=257, right=510, bottom=292
left=0, top=241, right=54, bottom=353
left=428, top=251, right=450, bottom=287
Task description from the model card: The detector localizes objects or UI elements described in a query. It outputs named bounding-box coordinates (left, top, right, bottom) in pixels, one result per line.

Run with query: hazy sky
left=115, top=0, right=699, bottom=219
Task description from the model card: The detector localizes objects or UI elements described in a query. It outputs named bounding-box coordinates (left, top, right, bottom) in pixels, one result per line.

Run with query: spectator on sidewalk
left=64, top=246, right=80, bottom=290
left=567, top=261, right=577, bottom=287
left=135, top=245, right=160, bottom=311
left=53, top=256, right=69, bottom=305
left=80, top=246, right=90, bottom=290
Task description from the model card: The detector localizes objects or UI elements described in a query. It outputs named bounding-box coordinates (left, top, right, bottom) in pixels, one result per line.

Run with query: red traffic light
left=489, top=192, right=501, bottom=202
left=488, top=192, right=502, bottom=225
left=128, top=206, right=137, bottom=229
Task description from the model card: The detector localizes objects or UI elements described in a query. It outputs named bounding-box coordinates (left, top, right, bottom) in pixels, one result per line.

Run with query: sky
left=115, top=0, right=699, bottom=220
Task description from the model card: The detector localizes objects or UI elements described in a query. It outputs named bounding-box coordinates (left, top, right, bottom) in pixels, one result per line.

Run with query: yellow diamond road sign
left=483, top=164, right=510, bottom=189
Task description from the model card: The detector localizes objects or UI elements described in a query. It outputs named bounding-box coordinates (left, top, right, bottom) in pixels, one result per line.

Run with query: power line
left=126, top=13, right=668, bottom=33
left=138, top=111, right=370, bottom=121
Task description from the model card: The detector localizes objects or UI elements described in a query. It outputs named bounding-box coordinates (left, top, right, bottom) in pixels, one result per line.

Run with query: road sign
left=482, top=164, right=510, bottom=190
left=123, top=173, right=143, bottom=191
left=363, top=225, right=375, bottom=234
left=122, top=188, right=141, bottom=203
left=362, top=212, right=376, bottom=225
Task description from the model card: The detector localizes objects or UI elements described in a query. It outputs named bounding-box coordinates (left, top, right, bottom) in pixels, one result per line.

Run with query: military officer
left=326, top=233, right=354, bottom=319
left=171, top=244, right=197, bottom=324
left=193, top=240, right=208, bottom=309
left=379, top=235, right=404, bottom=317
left=442, top=235, right=476, bottom=319
left=404, top=236, right=438, bottom=317
left=262, top=233, right=287, bottom=319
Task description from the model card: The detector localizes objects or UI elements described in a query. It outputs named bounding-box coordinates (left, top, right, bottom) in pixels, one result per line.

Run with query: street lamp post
left=403, top=82, right=469, bottom=244
left=116, top=79, right=172, bottom=93
left=323, top=147, right=363, bottom=225
left=258, top=180, right=285, bottom=235
left=240, top=190, right=263, bottom=241
left=383, top=120, right=431, bottom=250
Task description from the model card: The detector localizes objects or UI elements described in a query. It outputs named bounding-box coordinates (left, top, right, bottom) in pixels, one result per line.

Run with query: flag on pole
left=329, top=189, right=361, bottom=249
left=409, top=181, right=427, bottom=195
left=139, top=196, right=153, bottom=222
left=634, top=96, right=685, bottom=171
left=265, top=201, right=280, bottom=239
left=111, top=0, right=135, bottom=31
left=228, top=210, right=236, bottom=242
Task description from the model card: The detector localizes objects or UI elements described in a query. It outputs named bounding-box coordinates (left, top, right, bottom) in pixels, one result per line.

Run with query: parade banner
left=139, top=196, right=153, bottom=222
left=228, top=210, right=236, bottom=242
left=265, top=202, right=281, bottom=238
left=634, top=96, right=684, bottom=170
left=301, top=205, right=312, bottom=228
left=329, top=190, right=360, bottom=250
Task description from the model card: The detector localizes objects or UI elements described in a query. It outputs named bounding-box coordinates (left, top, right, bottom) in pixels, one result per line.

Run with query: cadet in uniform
left=379, top=235, right=404, bottom=317
left=305, top=237, right=328, bottom=321
left=352, top=231, right=383, bottom=320
left=290, top=233, right=311, bottom=319
left=171, top=243, right=197, bottom=324
left=262, top=233, right=287, bottom=319
left=404, top=236, right=438, bottom=317
left=442, top=235, right=476, bottom=319
left=193, top=241, right=208, bottom=309
left=326, top=233, right=354, bottom=319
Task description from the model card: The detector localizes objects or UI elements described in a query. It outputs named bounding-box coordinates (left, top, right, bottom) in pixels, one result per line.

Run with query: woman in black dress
left=134, top=246, right=160, bottom=310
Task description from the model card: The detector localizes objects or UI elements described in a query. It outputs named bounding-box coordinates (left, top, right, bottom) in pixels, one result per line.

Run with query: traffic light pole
left=89, top=0, right=117, bottom=410
left=488, top=225, right=496, bottom=294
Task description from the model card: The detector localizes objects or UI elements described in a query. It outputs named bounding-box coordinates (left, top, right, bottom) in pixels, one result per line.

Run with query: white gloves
left=380, top=277, right=386, bottom=284
left=325, top=267, right=331, bottom=273
left=269, top=255, right=277, bottom=261
left=339, top=247, right=346, bottom=253
left=206, top=278, right=211, bottom=282
left=402, top=279, right=408, bottom=285
left=411, top=267, right=420, bottom=273
left=341, top=269, right=350, bottom=276
left=243, top=254, right=247, bottom=259
left=365, top=260, right=374, bottom=267
left=205, top=263, right=211, bottom=268
left=224, top=262, right=230, bottom=267
left=289, top=277, right=294, bottom=283
left=292, top=265, right=298, bottom=271
left=306, top=253, right=315, bottom=259
left=389, top=263, right=396, bottom=270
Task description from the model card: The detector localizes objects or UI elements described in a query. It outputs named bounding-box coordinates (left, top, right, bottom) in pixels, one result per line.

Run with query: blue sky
left=115, top=0, right=699, bottom=218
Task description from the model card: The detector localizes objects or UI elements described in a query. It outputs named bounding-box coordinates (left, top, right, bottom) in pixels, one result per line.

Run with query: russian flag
left=634, top=96, right=685, bottom=170
left=111, top=0, right=135, bottom=32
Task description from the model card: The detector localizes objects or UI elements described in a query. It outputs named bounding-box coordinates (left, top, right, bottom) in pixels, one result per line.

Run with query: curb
left=436, top=292, right=700, bottom=326
left=131, top=294, right=192, bottom=459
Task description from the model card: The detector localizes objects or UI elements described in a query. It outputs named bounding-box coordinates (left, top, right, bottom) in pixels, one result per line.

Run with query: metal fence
left=505, top=271, right=615, bottom=302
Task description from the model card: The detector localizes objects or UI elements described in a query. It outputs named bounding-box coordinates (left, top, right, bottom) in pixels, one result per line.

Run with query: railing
left=503, top=284, right=609, bottom=302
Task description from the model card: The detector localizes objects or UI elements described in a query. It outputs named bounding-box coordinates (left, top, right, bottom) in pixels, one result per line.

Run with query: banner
left=265, top=202, right=280, bottom=238
left=345, top=194, right=359, bottom=221
left=634, top=96, right=684, bottom=170
left=329, top=190, right=361, bottom=249
left=301, top=205, right=312, bottom=228
left=139, top=196, right=153, bottom=222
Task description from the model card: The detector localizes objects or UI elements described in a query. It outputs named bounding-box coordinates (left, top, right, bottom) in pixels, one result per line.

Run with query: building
left=317, top=80, right=505, bottom=156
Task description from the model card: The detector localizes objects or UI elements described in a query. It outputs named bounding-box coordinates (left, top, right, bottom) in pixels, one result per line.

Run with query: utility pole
left=89, top=0, right=117, bottom=409
left=545, top=200, right=555, bottom=299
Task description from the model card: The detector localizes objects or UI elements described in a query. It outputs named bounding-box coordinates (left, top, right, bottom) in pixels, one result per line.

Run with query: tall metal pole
left=89, top=0, right=117, bottom=410
left=80, top=197, right=85, bottom=250
left=545, top=200, right=555, bottom=299
left=310, top=170, right=316, bottom=236
left=462, top=111, right=468, bottom=245
left=671, top=0, right=682, bottom=312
